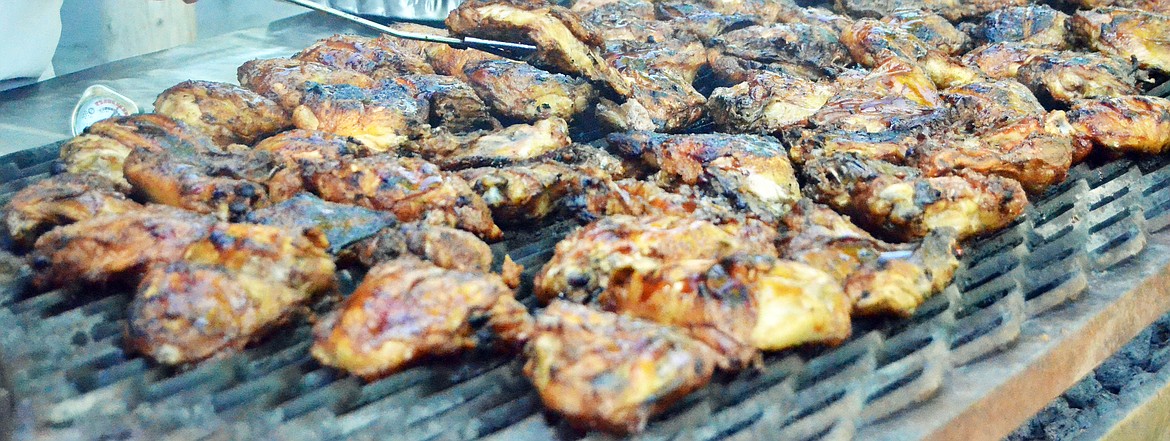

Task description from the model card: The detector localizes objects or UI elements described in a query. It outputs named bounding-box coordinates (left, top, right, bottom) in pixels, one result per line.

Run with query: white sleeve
left=0, top=0, right=65, bottom=81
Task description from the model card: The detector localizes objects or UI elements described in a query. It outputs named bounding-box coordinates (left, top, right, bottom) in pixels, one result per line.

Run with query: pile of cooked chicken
left=5, top=0, right=1170, bottom=433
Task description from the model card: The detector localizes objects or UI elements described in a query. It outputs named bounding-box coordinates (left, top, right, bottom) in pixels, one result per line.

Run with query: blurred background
left=53, top=0, right=303, bottom=76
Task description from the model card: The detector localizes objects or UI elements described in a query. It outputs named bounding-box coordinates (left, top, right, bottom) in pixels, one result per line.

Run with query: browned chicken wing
left=1015, top=51, right=1139, bottom=105
left=123, top=140, right=271, bottom=220
left=294, top=34, right=433, bottom=79
left=292, top=81, right=430, bottom=153
left=707, top=71, right=835, bottom=135
left=128, top=223, right=336, bottom=365
left=154, top=80, right=291, bottom=146
left=446, top=0, right=633, bottom=96
left=312, top=257, right=528, bottom=379
left=523, top=300, right=717, bottom=434
left=1067, top=95, right=1170, bottom=155
left=463, top=59, right=596, bottom=123
left=801, top=153, right=1028, bottom=242
left=237, top=58, right=375, bottom=110
left=709, top=22, right=852, bottom=82
left=456, top=161, right=582, bottom=223
left=59, top=114, right=214, bottom=187
left=960, top=42, right=1056, bottom=80
left=535, top=214, right=778, bottom=303
left=599, top=254, right=851, bottom=368
left=437, top=117, right=572, bottom=169
left=253, top=129, right=365, bottom=202
left=881, top=9, right=971, bottom=56
left=596, top=39, right=707, bottom=132
left=777, top=200, right=960, bottom=316
left=28, top=205, right=215, bottom=289
left=344, top=222, right=494, bottom=272
left=1073, top=7, right=1170, bottom=73
left=4, top=173, right=141, bottom=249
left=608, top=132, right=802, bottom=222
left=568, top=178, right=738, bottom=222
left=836, top=0, right=1027, bottom=21
left=972, top=5, right=1070, bottom=49
left=392, top=74, right=498, bottom=133
left=307, top=154, right=503, bottom=241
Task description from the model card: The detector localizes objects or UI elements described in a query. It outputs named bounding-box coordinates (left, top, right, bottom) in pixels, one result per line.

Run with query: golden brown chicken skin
left=436, top=117, right=572, bottom=169
left=972, top=5, right=1070, bottom=49
left=596, top=39, right=707, bottom=133
left=122, top=142, right=271, bottom=220
left=28, top=205, right=215, bottom=289
left=710, top=22, right=852, bottom=82
left=128, top=223, right=336, bottom=365
left=881, top=9, right=971, bottom=56
left=599, top=254, right=851, bottom=368
left=960, top=42, right=1055, bottom=80
left=446, top=0, right=632, bottom=96
left=1073, top=7, right=1170, bottom=73
left=307, top=154, right=503, bottom=241
left=1075, top=0, right=1170, bottom=14
left=312, top=257, right=529, bottom=379
left=59, top=114, right=215, bottom=187
left=707, top=71, right=835, bottom=135
left=237, top=58, right=376, bottom=110
left=535, top=214, right=778, bottom=303
left=4, top=173, right=141, bottom=249
left=801, top=153, right=1028, bottom=242
left=343, top=222, right=494, bottom=272
left=294, top=34, right=433, bottom=79
left=578, top=0, right=674, bottom=43
left=253, top=129, right=365, bottom=202
left=1067, top=95, right=1170, bottom=155
left=777, top=200, right=959, bottom=316
left=392, top=74, right=498, bottom=133
left=463, top=59, right=596, bottom=123
left=456, top=162, right=582, bottom=223
left=840, top=19, right=983, bottom=89
left=568, top=178, right=738, bottom=222
left=154, top=80, right=291, bottom=146
left=523, top=300, right=718, bottom=434
left=608, top=132, right=802, bottom=222
left=292, top=81, right=430, bottom=153
left=836, top=0, right=1026, bottom=21
left=1015, top=51, right=1139, bottom=105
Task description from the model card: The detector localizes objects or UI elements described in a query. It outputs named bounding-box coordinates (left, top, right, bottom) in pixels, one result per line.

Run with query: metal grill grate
left=2, top=143, right=1170, bottom=440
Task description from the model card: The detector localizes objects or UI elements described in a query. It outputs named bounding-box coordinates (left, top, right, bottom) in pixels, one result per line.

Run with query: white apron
left=0, top=0, right=65, bottom=82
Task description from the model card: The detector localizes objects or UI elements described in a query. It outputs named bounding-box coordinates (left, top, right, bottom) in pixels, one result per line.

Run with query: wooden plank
left=98, top=1, right=197, bottom=61
left=859, top=233, right=1170, bottom=440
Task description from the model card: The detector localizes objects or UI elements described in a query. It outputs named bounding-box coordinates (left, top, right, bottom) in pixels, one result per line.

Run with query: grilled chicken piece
left=253, top=129, right=365, bottom=202
left=836, top=0, right=1026, bottom=21
left=1067, top=95, right=1170, bottom=155
left=881, top=9, right=971, bottom=56
left=523, top=300, right=717, bottom=434
left=932, top=80, right=1076, bottom=192
left=59, top=114, right=213, bottom=187
left=1015, top=51, right=1139, bottom=105
left=1073, top=7, right=1170, bottom=73
left=841, top=18, right=985, bottom=89
left=535, top=214, right=778, bottom=303
left=568, top=178, right=738, bottom=222
left=578, top=0, right=674, bottom=43
left=656, top=0, right=798, bottom=24
left=436, top=117, right=572, bottom=169
left=801, top=153, right=1028, bottom=242
left=392, top=74, right=498, bottom=133
left=810, top=58, right=945, bottom=136
left=536, top=143, right=632, bottom=180
left=972, top=5, right=1071, bottom=49
left=307, top=154, right=503, bottom=241
left=652, top=4, right=762, bottom=43
left=961, top=43, right=1056, bottom=80
left=4, top=173, right=141, bottom=249
left=464, top=59, right=596, bottom=123
left=457, top=162, right=582, bottom=223
left=599, top=254, right=851, bottom=368
left=129, top=223, right=336, bottom=365
left=446, top=0, right=633, bottom=97
left=608, top=132, right=802, bottom=222
left=775, top=5, right=854, bottom=33
left=28, top=205, right=215, bottom=289
left=1068, top=0, right=1170, bottom=14
left=707, top=71, right=835, bottom=135
left=596, top=39, right=707, bottom=133
left=123, top=140, right=271, bottom=221
left=294, top=34, right=433, bottom=79
left=710, top=22, right=851, bottom=82
left=237, top=58, right=375, bottom=110
left=777, top=200, right=959, bottom=316
left=343, top=222, right=494, bottom=272
left=245, top=193, right=397, bottom=254
left=312, top=257, right=529, bottom=379
left=292, top=81, right=430, bottom=153
left=154, top=80, right=291, bottom=146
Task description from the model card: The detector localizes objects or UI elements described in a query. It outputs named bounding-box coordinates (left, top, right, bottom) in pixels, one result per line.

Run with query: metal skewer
left=276, top=0, right=537, bottom=59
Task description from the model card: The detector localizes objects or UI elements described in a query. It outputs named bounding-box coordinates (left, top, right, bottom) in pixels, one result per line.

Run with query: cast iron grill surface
left=2, top=142, right=1170, bottom=441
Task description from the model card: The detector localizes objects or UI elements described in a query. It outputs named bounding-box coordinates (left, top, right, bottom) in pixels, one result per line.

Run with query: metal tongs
left=277, top=0, right=537, bottom=60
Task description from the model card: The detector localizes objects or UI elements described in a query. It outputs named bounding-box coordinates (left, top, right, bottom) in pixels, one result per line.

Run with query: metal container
left=324, top=0, right=462, bottom=22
